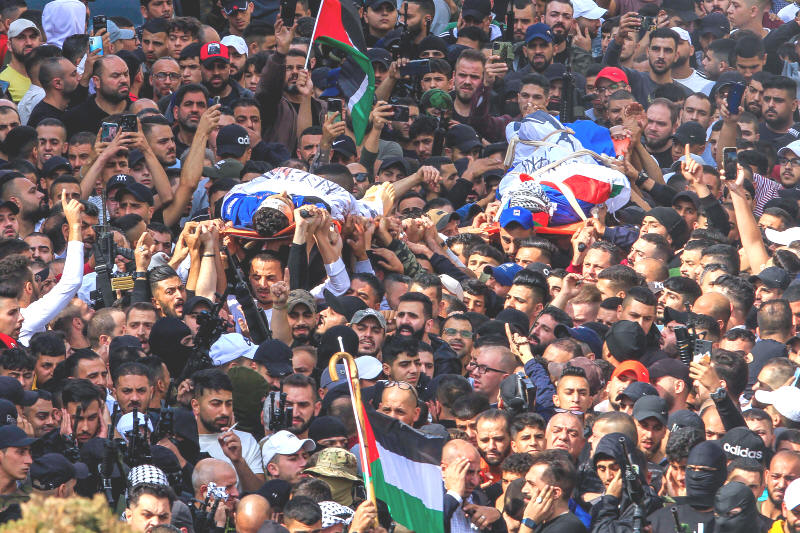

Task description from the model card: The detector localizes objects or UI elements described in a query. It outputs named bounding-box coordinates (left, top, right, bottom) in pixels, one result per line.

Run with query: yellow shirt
left=0, top=65, right=30, bottom=103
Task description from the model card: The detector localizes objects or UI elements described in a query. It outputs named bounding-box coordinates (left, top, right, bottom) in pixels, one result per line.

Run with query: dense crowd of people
left=1, top=0, right=800, bottom=531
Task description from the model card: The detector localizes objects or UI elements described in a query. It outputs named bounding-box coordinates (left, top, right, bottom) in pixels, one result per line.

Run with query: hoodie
left=43, top=0, right=86, bottom=48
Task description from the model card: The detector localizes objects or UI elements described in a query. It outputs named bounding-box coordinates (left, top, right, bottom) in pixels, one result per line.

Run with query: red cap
left=611, top=360, right=648, bottom=382
left=0, top=334, right=16, bottom=349
left=200, top=41, right=230, bottom=65
left=596, top=67, right=628, bottom=85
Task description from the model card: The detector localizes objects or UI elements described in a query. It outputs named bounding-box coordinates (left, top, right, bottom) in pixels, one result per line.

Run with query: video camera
left=264, top=390, right=295, bottom=432
left=499, top=372, right=537, bottom=416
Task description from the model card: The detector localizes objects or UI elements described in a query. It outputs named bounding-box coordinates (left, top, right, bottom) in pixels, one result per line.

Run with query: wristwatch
left=635, top=170, right=649, bottom=188
left=710, top=386, right=727, bottom=401
left=522, top=517, right=537, bottom=528
left=132, top=271, right=147, bottom=281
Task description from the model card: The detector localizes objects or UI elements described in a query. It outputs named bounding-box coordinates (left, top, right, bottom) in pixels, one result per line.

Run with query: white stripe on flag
left=374, top=440, right=444, bottom=512
left=347, top=74, right=370, bottom=112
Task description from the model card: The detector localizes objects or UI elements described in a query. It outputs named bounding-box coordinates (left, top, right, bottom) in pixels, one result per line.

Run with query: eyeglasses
left=554, top=408, right=584, bottom=416
left=443, top=328, right=473, bottom=339
left=598, top=82, right=625, bottom=94
left=381, top=380, right=419, bottom=399
left=778, top=156, right=800, bottom=167
left=153, top=72, right=181, bottom=81
left=353, top=172, right=370, bottom=183
left=465, top=360, right=506, bottom=375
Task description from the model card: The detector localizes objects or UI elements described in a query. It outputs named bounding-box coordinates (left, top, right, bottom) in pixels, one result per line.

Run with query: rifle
left=64, top=406, right=82, bottom=463
left=90, top=187, right=134, bottom=309
left=559, top=36, right=576, bottom=123
left=504, top=0, right=515, bottom=42
left=151, top=405, right=174, bottom=445
left=227, top=252, right=270, bottom=345
left=390, top=3, right=412, bottom=60
left=125, top=408, right=153, bottom=468
left=619, top=437, right=646, bottom=533
left=100, top=439, right=117, bottom=508
left=267, top=389, right=294, bottom=432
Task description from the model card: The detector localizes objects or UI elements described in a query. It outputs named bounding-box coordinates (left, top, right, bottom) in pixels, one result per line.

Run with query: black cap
left=0, top=425, right=35, bottom=448
left=713, top=71, right=746, bottom=96
left=331, top=135, right=357, bottom=158
left=462, top=0, right=491, bottom=19
left=543, top=62, right=566, bottom=82
left=323, top=289, right=368, bottom=322
left=0, top=376, right=37, bottom=406
left=618, top=381, right=659, bottom=403
left=31, top=453, right=79, bottom=490
left=184, top=295, right=214, bottom=314
left=668, top=409, right=705, bottom=433
left=662, top=0, right=698, bottom=20
left=672, top=190, right=700, bottom=211
left=3, top=126, right=36, bottom=158
left=257, top=479, right=291, bottom=510
left=749, top=266, right=791, bottom=291
left=108, top=335, right=142, bottom=353
left=378, top=156, right=410, bottom=175
left=128, top=149, right=146, bottom=168
left=719, top=427, right=768, bottom=464
left=308, top=416, right=348, bottom=443
left=646, top=206, right=687, bottom=236
left=604, top=320, right=646, bottom=361
left=672, top=121, right=706, bottom=145
left=697, top=12, right=729, bottom=38
left=254, top=339, right=293, bottom=378
left=648, top=358, right=690, bottom=382
left=495, top=308, right=530, bottom=336
left=0, top=399, right=16, bottom=426
left=216, top=124, right=250, bottom=157
left=418, top=35, right=448, bottom=55
left=632, top=395, right=668, bottom=425
left=0, top=199, right=18, bottom=214
left=41, top=156, right=72, bottom=177
left=115, top=182, right=154, bottom=206
left=106, top=173, right=136, bottom=194
left=366, top=47, right=392, bottom=67
left=445, top=124, right=482, bottom=153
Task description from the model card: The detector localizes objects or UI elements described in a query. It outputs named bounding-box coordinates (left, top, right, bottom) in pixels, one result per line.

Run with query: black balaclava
left=713, top=481, right=759, bottom=533
left=686, top=441, right=728, bottom=507
left=148, top=317, right=193, bottom=378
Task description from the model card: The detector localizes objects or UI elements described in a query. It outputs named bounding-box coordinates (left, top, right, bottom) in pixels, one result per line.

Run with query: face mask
left=321, top=475, right=354, bottom=507
left=714, top=482, right=759, bottom=533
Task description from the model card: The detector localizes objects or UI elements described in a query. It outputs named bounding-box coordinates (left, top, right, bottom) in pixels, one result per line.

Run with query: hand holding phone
left=722, top=147, right=737, bottom=180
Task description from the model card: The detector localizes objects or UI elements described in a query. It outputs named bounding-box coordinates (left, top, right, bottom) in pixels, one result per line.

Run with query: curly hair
left=252, top=206, right=290, bottom=237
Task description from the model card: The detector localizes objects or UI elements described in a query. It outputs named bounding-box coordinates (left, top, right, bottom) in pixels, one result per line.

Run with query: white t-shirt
left=198, top=430, right=264, bottom=490
left=674, top=70, right=711, bottom=94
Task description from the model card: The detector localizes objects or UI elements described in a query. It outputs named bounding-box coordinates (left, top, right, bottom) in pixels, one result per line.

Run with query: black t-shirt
left=648, top=502, right=713, bottom=533
left=533, top=512, right=588, bottom=533
left=651, top=145, right=675, bottom=169
left=27, top=101, right=64, bottom=127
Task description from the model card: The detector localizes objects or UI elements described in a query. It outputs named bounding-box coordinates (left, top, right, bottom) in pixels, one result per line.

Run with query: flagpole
left=304, top=0, right=324, bottom=70
left=328, top=340, right=377, bottom=508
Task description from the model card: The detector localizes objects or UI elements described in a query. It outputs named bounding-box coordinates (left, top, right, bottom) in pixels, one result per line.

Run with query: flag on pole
left=309, top=0, right=375, bottom=144
left=361, top=406, right=446, bottom=533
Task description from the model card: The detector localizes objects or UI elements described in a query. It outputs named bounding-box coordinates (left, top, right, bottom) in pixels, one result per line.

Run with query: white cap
left=439, top=274, right=464, bottom=301
left=209, top=333, right=257, bottom=366
left=754, top=386, right=800, bottom=422
left=671, top=26, right=691, bottom=43
left=8, top=19, right=39, bottom=39
left=261, top=430, right=315, bottom=467
left=221, top=35, right=248, bottom=56
left=116, top=411, right=154, bottom=442
left=355, top=356, right=383, bottom=380
left=765, top=227, right=800, bottom=246
left=778, top=140, right=800, bottom=158
left=786, top=479, right=800, bottom=511
left=778, top=3, right=800, bottom=23
left=572, top=0, right=606, bottom=19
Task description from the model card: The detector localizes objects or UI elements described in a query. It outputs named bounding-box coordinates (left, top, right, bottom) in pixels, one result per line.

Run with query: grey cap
left=350, top=308, right=387, bottom=330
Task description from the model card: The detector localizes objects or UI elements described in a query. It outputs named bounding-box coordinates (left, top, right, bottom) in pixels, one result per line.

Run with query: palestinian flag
left=361, top=407, right=446, bottom=533
left=310, top=0, right=375, bottom=144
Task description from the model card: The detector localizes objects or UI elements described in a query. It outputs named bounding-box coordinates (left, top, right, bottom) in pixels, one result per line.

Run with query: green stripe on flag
left=370, top=458, right=445, bottom=533
left=314, top=36, right=374, bottom=144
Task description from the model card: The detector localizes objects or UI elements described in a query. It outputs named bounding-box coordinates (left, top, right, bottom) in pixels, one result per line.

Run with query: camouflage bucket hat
left=304, top=447, right=360, bottom=481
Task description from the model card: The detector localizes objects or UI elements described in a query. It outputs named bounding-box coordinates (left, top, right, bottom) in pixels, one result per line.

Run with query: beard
left=646, top=134, right=671, bottom=151
left=289, top=415, right=314, bottom=436
left=99, top=84, right=130, bottom=104
left=199, top=413, right=229, bottom=433
left=673, top=54, right=688, bottom=68
left=396, top=324, right=425, bottom=339
left=24, top=202, right=49, bottom=223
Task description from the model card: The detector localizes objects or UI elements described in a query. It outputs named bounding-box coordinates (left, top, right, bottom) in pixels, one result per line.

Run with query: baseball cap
left=350, top=308, right=387, bottom=330
left=754, top=386, right=800, bottom=422
left=648, top=358, right=690, bottom=382
left=106, top=174, right=136, bottom=195
left=221, top=35, right=248, bottom=56
left=445, top=124, right=482, bottom=153
left=367, top=47, right=392, bottom=68
left=107, top=20, right=135, bottom=43
left=8, top=19, right=38, bottom=39
left=605, top=320, right=647, bottom=362
left=765, top=227, right=800, bottom=246
left=670, top=26, right=692, bottom=42
left=320, top=365, right=348, bottom=390
left=496, top=308, right=530, bottom=336
left=618, top=381, right=659, bottom=404
left=216, top=124, right=250, bottom=157
left=261, top=430, right=315, bottom=465
left=3, top=126, right=37, bottom=158
left=0, top=376, right=37, bottom=406
left=209, top=333, right=257, bottom=367
left=672, top=121, right=706, bottom=145
left=525, top=23, right=553, bottom=44
left=203, top=158, right=245, bottom=180
left=632, top=395, right=668, bottom=425
left=785, top=478, right=800, bottom=512
left=222, top=0, right=251, bottom=12
left=668, top=409, right=705, bottom=433
left=379, top=156, right=410, bottom=175
left=439, top=274, right=464, bottom=301
left=573, top=0, right=607, bottom=19
left=115, top=182, right=154, bottom=206
left=308, top=416, right=348, bottom=443
left=331, top=135, right=357, bottom=158
left=355, top=356, right=383, bottom=380
left=305, top=447, right=360, bottom=480
left=108, top=335, right=143, bottom=353
left=672, top=190, right=700, bottom=211
left=254, top=339, right=293, bottom=377
left=461, top=0, right=491, bottom=19
left=779, top=140, right=800, bottom=158
left=499, top=206, right=535, bottom=230
left=0, top=399, right=16, bottom=426
left=116, top=411, right=154, bottom=441
left=662, top=0, right=698, bottom=20
left=323, top=289, right=368, bottom=322
left=568, top=326, right=603, bottom=359
left=0, top=199, right=17, bottom=215
left=287, top=289, right=317, bottom=313
left=749, top=266, right=791, bottom=291
left=596, top=67, right=628, bottom=85
left=200, top=41, right=230, bottom=66
left=719, top=427, right=768, bottom=464
left=31, top=453, right=85, bottom=490
left=0, top=425, right=34, bottom=448
left=697, top=13, right=730, bottom=38
left=487, top=262, right=523, bottom=286
left=611, top=360, right=649, bottom=383
left=41, top=156, right=72, bottom=177
left=427, top=209, right=458, bottom=231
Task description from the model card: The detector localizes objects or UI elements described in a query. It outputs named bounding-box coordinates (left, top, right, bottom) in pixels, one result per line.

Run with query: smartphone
left=0, top=81, right=9, bottom=97
left=120, top=114, right=138, bottom=132
left=280, top=0, right=297, bottom=27
left=492, top=41, right=514, bottom=64
left=212, top=96, right=220, bottom=106
left=391, top=105, right=410, bottom=122
left=327, top=98, right=343, bottom=123
left=89, top=36, right=103, bottom=57
left=727, top=82, right=746, bottom=115
left=722, top=147, right=737, bottom=179
left=93, top=15, right=106, bottom=33
left=399, top=59, right=431, bottom=77
left=639, top=16, right=655, bottom=38
left=101, top=122, right=119, bottom=143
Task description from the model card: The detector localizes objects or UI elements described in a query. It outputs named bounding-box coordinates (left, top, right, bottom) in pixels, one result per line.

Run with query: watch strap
left=522, top=517, right=537, bottom=528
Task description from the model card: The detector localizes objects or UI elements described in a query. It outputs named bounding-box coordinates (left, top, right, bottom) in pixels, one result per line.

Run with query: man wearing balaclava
left=148, top=317, right=195, bottom=381
left=589, top=433, right=663, bottom=530
left=647, top=440, right=726, bottom=532
left=713, top=481, right=771, bottom=532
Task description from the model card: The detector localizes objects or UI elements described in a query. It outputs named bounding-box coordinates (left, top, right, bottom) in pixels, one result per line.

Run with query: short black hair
left=61, top=378, right=104, bottom=410
left=174, top=83, right=209, bottom=107
left=284, top=495, right=321, bottom=525
left=398, top=292, right=434, bottom=320
left=127, top=482, right=176, bottom=508
left=382, top=336, right=420, bottom=366
left=191, top=368, right=232, bottom=399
